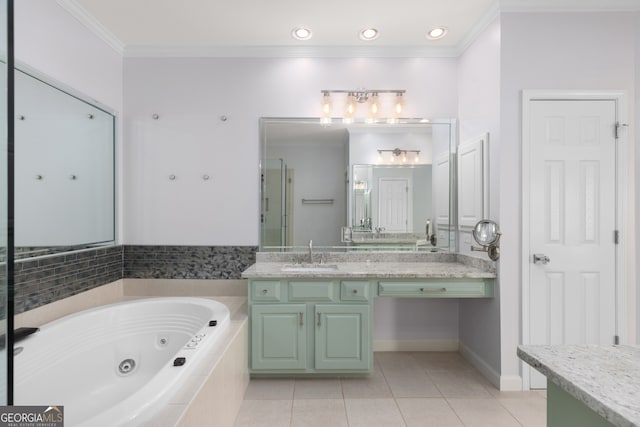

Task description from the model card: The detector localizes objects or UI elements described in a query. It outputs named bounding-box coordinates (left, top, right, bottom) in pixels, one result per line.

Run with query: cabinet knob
left=352, top=289, right=358, bottom=294
left=261, top=289, right=268, bottom=295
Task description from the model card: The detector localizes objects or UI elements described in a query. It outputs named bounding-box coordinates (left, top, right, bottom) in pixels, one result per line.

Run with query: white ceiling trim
left=455, top=1, right=501, bottom=56
left=56, top=0, right=125, bottom=54
left=500, top=0, right=640, bottom=12
left=122, top=45, right=459, bottom=59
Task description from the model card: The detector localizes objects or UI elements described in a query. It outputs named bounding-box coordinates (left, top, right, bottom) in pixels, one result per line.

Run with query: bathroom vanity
left=242, top=252, right=495, bottom=376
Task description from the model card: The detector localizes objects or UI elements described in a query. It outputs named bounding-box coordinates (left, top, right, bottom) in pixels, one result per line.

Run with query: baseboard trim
left=459, top=342, right=523, bottom=391
left=373, top=339, right=459, bottom=352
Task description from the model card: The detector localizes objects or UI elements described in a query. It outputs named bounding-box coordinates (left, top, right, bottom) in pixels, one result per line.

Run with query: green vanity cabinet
left=251, top=304, right=307, bottom=370
left=249, top=279, right=373, bottom=375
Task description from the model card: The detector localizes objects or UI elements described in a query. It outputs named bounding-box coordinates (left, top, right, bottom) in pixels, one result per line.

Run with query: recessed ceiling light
left=291, top=27, right=312, bottom=41
left=426, top=27, right=448, bottom=40
left=359, top=28, right=379, bottom=41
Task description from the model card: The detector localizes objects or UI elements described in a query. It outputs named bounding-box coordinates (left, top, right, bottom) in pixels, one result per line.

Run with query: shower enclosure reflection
left=260, top=118, right=456, bottom=252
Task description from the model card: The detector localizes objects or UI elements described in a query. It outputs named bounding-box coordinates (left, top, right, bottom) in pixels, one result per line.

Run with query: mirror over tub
left=259, top=118, right=457, bottom=252
left=13, top=66, right=116, bottom=259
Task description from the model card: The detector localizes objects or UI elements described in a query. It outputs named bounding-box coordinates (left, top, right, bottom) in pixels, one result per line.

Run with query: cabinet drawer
left=251, top=281, right=281, bottom=301
left=289, top=281, right=334, bottom=301
left=341, top=281, right=370, bottom=301
left=378, top=280, right=492, bottom=298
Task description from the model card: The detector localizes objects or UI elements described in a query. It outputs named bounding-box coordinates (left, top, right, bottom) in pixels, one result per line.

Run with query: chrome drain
left=118, top=358, right=136, bottom=375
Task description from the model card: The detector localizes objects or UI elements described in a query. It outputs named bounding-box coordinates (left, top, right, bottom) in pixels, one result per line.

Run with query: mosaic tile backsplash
left=123, top=245, right=257, bottom=279
left=13, top=245, right=257, bottom=314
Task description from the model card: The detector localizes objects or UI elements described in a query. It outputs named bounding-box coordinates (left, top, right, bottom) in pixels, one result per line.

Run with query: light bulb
left=321, top=92, right=332, bottom=117
left=377, top=151, right=383, bottom=163
left=389, top=152, right=395, bottom=162
left=345, top=93, right=356, bottom=118
left=394, top=93, right=404, bottom=115
left=402, top=152, right=407, bottom=163
left=414, top=152, right=420, bottom=163
left=369, top=93, right=380, bottom=117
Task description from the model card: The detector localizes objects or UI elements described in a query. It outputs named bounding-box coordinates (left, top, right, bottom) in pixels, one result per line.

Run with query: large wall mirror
left=13, top=67, right=116, bottom=259
left=260, top=118, right=456, bottom=252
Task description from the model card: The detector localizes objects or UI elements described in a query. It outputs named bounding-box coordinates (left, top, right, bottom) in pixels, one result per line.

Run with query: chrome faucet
left=308, top=239, right=313, bottom=264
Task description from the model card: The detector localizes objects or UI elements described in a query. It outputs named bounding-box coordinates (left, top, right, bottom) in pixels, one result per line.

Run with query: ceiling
left=61, top=0, right=640, bottom=56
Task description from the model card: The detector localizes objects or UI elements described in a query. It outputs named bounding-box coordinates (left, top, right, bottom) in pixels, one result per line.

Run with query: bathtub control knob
left=173, top=357, right=186, bottom=367
left=186, top=342, right=197, bottom=348
left=209, top=320, right=218, bottom=327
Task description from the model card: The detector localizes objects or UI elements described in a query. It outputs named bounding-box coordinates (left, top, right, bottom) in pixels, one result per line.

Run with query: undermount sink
left=281, top=263, right=339, bottom=272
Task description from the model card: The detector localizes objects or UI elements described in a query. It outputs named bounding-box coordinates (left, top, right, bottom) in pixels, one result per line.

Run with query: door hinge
left=615, top=122, right=629, bottom=139
left=614, top=230, right=620, bottom=244
left=614, top=335, right=620, bottom=345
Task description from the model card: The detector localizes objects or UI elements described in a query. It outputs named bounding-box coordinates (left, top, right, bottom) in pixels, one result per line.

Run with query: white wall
left=14, top=0, right=123, bottom=114
left=123, top=57, right=461, bottom=343
left=500, top=11, right=637, bottom=386
left=123, top=57, right=458, bottom=245
left=457, top=17, right=502, bottom=379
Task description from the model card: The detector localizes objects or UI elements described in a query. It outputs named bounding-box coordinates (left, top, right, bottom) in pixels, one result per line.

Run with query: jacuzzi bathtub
left=14, top=297, right=230, bottom=426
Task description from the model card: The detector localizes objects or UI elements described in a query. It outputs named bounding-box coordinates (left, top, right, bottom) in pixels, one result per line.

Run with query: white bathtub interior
left=14, top=297, right=234, bottom=426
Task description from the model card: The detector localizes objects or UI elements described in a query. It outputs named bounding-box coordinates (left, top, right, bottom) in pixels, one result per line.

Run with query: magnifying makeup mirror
left=471, top=219, right=501, bottom=261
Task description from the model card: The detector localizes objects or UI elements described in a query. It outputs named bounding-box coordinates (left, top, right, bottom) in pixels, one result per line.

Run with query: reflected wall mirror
left=259, top=118, right=456, bottom=252
left=12, top=66, right=116, bottom=259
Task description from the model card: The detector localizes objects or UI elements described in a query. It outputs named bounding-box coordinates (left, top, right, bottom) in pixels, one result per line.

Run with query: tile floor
left=233, top=352, right=546, bottom=427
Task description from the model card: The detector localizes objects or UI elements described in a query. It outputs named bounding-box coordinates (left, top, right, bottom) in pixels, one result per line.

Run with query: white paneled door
left=378, top=178, right=409, bottom=232
left=527, top=99, right=617, bottom=388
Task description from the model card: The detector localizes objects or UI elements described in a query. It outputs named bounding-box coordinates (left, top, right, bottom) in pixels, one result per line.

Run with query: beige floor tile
left=497, top=395, right=547, bottom=427
left=243, top=378, right=295, bottom=400
left=535, top=389, right=547, bottom=399
left=448, top=398, right=522, bottom=427
left=294, top=378, right=343, bottom=399
left=409, top=351, right=475, bottom=372
left=429, top=370, right=492, bottom=398
left=377, top=352, right=441, bottom=398
left=233, top=399, right=292, bottom=427
left=344, top=398, right=406, bottom=427
left=384, top=370, right=442, bottom=398
left=341, top=371, right=393, bottom=399
left=291, top=399, right=348, bottom=427
left=396, top=398, right=464, bottom=427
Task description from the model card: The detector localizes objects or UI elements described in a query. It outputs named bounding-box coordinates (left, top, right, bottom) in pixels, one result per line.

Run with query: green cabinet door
left=314, top=304, right=371, bottom=371
left=251, top=304, right=307, bottom=370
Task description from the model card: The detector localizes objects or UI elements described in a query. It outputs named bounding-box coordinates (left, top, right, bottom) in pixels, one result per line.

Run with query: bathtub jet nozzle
left=209, top=320, right=217, bottom=327
left=173, top=357, right=186, bottom=367
left=118, top=358, right=137, bottom=375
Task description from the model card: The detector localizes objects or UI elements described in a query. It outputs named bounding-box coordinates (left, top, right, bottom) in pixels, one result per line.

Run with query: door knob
left=533, top=254, right=550, bottom=265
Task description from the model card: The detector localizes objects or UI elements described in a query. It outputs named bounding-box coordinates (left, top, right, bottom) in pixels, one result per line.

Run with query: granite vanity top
left=518, top=345, right=640, bottom=427
left=241, top=252, right=496, bottom=279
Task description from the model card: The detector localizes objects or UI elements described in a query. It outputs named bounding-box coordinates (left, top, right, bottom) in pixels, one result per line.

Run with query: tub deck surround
left=518, top=345, right=640, bottom=427
left=243, top=252, right=496, bottom=280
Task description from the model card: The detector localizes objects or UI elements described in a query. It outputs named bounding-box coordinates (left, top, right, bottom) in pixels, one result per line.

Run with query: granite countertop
left=241, top=252, right=496, bottom=279
left=518, top=345, right=640, bottom=427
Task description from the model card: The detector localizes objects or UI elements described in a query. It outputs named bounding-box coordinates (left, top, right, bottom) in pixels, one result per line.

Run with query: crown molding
left=456, top=1, right=501, bottom=56
left=56, top=0, right=125, bottom=55
left=122, top=45, right=459, bottom=59
left=500, top=0, right=640, bottom=12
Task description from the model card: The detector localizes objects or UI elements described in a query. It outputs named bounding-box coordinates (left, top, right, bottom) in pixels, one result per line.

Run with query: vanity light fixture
left=359, top=28, right=379, bottom=41
left=319, top=89, right=406, bottom=122
left=426, top=27, right=448, bottom=40
left=292, top=27, right=312, bottom=40
left=377, top=148, right=421, bottom=164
